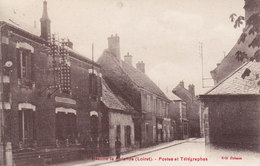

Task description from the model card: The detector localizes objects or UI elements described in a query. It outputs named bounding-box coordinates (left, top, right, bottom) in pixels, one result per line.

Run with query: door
left=18, top=109, right=35, bottom=147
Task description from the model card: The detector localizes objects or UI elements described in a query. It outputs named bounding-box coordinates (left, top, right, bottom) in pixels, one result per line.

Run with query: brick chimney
left=179, top=81, right=184, bottom=88
left=107, top=34, right=120, bottom=60
left=40, top=0, right=51, bottom=41
left=188, top=84, right=195, bottom=96
left=66, top=39, right=73, bottom=49
left=124, top=52, right=133, bottom=66
left=244, top=0, right=260, bottom=23
left=136, top=61, right=145, bottom=73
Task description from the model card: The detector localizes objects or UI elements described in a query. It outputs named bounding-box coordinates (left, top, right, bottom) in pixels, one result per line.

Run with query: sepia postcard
left=0, top=0, right=259, bottom=166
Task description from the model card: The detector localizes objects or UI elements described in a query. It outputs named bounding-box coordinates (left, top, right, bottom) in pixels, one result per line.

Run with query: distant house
left=100, top=79, right=135, bottom=155
left=172, top=81, right=200, bottom=138
left=200, top=61, right=260, bottom=152
left=98, top=35, right=171, bottom=147
left=167, top=92, right=189, bottom=140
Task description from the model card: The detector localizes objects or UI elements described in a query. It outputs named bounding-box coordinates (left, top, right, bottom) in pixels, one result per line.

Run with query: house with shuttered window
left=98, top=35, right=172, bottom=147
left=0, top=1, right=104, bottom=165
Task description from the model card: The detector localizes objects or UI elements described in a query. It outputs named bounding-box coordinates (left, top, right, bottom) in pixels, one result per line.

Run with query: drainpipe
left=0, top=22, right=7, bottom=166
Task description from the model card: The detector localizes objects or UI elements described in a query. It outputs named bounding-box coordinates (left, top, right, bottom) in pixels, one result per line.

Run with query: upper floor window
left=153, top=98, right=156, bottom=113
left=89, top=73, right=98, bottom=98
left=17, top=49, right=32, bottom=80
left=147, top=95, right=151, bottom=111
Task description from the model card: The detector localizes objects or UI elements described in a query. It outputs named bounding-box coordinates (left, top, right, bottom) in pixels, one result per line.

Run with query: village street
left=53, top=138, right=259, bottom=166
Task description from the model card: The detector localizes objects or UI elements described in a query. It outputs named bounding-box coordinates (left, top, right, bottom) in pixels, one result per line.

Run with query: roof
left=205, top=61, right=260, bottom=95
left=121, top=60, right=169, bottom=100
left=210, top=25, right=258, bottom=83
left=98, top=51, right=169, bottom=101
left=101, top=79, right=133, bottom=112
left=165, top=91, right=182, bottom=101
left=0, top=13, right=40, bottom=36
left=172, top=83, right=194, bottom=103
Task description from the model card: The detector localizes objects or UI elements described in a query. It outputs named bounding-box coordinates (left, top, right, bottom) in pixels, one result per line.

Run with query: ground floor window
left=116, top=125, right=121, bottom=139
left=183, top=122, right=188, bottom=135
left=18, top=109, right=36, bottom=147
left=56, top=112, right=77, bottom=144
left=125, top=125, right=131, bottom=146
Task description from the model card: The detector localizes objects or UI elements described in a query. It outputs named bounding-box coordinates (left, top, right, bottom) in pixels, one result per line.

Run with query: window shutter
left=18, top=111, right=22, bottom=141
left=26, top=52, right=32, bottom=80
left=17, top=50, right=21, bottom=79
left=3, top=83, right=10, bottom=102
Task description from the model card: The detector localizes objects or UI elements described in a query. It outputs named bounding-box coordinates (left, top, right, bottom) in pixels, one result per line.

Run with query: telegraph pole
left=200, top=42, right=213, bottom=88
left=0, top=22, right=6, bottom=166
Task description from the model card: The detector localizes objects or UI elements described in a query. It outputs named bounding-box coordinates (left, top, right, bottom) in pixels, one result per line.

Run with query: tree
left=230, top=0, right=260, bottom=78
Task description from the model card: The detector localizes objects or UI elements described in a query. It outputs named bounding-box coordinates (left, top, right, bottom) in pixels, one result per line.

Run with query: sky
left=0, top=0, right=245, bottom=95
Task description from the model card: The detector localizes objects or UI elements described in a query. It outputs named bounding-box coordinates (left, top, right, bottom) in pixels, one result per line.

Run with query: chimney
left=124, top=52, right=133, bottom=66
left=244, top=0, right=260, bottom=23
left=136, top=61, right=145, bottom=73
left=107, top=34, right=120, bottom=60
left=188, top=84, right=195, bottom=96
left=66, top=39, right=73, bottom=49
left=179, top=81, right=184, bottom=88
left=40, top=0, right=51, bottom=41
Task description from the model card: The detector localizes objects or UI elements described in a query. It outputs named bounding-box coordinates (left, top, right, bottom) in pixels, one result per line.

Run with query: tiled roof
left=206, top=61, right=260, bottom=95
left=101, top=79, right=132, bottom=111
left=165, top=91, right=181, bottom=101
left=121, top=60, right=169, bottom=100
left=173, top=84, right=193, bottom=102
left=210, top=26, right=257, bottom=83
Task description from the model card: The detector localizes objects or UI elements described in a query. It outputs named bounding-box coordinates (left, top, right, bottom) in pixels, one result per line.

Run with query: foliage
left=228, top=1, right=260, bottom=79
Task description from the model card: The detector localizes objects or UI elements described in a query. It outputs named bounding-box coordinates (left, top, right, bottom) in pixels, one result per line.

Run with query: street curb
left=88, top=138, right=199, bottom=166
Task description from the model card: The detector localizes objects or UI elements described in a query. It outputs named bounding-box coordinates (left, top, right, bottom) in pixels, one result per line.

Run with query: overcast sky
left=0, top=0, right=245, bottom=95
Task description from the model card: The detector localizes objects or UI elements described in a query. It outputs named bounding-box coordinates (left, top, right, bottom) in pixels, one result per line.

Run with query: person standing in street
left=115, top=137, right=121, bottom=160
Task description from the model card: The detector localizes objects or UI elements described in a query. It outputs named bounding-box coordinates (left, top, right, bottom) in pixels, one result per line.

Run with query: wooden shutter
left=25, top=52, right=32, bottom=80
left=17, top=50, right=21, bottom=79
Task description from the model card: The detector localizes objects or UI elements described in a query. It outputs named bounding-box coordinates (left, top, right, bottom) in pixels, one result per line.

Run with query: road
left=54, top=138, right=259, bottom=166
left=97, top=139, right=259, bottom=166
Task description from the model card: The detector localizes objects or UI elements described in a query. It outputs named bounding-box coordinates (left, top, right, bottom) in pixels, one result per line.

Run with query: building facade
left=168, top=94, right=189, bottom=140
left=172, top=81, right=200, bottom=138
left=200, top=61, right=260, bottom=152
left=0, top=1, right=106, bottom=165
left=100, top=80, right=135, bottom=155
left=98, top=35, right=171, bottom=147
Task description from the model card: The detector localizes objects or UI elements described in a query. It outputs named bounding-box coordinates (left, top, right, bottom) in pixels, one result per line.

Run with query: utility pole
left=200, top=42, right=213, bottom=88
left=0, top=22, right=6, bottom=166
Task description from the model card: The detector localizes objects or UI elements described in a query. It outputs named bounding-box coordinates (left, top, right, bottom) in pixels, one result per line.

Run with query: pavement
left=52, top=138, right=197, bottom=166
left=52, top=138, right=260, bottom=166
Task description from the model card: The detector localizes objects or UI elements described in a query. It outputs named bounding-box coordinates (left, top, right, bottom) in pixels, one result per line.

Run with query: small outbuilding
left=200, top=61, right=260, bottom=152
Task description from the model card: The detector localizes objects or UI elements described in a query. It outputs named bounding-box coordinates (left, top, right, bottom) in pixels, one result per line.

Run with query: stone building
left=0, top=1, right=104, bottom=165
left=100, top=80, right=135, bottom=155
left=200, top=0, right=260, bottom=153
left=200, top=61, right=260, bottom=152
left=98, top=35, right=171, bottom=147
left=168, top=93, right=189, bottom=140
left=172, top=81, right=200, bottom=138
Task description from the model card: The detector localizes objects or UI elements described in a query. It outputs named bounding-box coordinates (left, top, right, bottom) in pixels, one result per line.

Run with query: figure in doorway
left=115, top=137, right=121, bottom=160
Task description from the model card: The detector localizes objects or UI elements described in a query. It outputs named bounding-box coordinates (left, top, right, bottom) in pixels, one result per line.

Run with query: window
left=116, top=125, right=121, bottom=139
left=166, top=103, right=169, bottom=117
left=183, top=123, right=188, bottom=135
left=147, top=95, right=151, bottom=111
left=17, top=49, right=32, bottom=80
left=18, top=109, right=36, bottom=146
left=56, top=112, right=77, bottom=144
left=145, top=123, right=149, bottom=140
left=125, top=126, right=131, bottom=146
left=153, top=98, right=157, bottom=113
left=89, top=73, right=98, bottom=99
